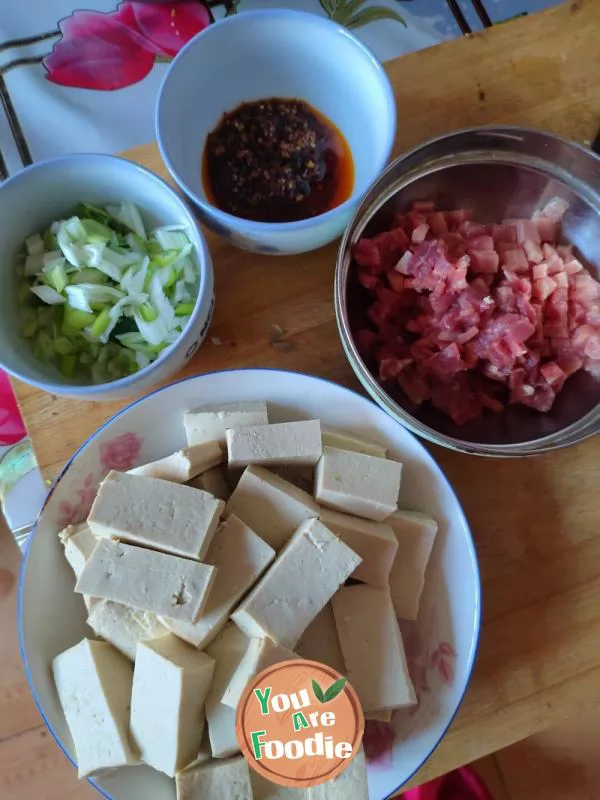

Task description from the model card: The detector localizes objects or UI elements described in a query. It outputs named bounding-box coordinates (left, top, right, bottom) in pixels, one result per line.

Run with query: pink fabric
left=403, top=767, right=495, bottom=800
left=0, top=371, right=26, bottom=446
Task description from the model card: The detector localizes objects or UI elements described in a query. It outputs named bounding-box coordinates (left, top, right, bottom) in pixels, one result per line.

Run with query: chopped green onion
left=45, top=262, right=69, bottom=294
left=30, top=285, right=66, bottom=305
left=59, top=353, right=78, bottom=378
left=139, top=303, right=157, bottom=322
left=18, top=202, right=198, bottom=384
left=25, top=233, right=44, bottom=256
left=70, top=268, right=108, bottom=285
left=90, top=307, right=111, bottom=338
left=43, top=229, right=58, bottom=251
left=54, top=336, right=75, bottom=356
left=24, top=253, right=44, bottom=277
left=63, top=305, right=96, bottom=332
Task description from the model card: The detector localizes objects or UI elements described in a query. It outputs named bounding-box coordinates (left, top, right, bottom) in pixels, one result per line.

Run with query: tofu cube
left=315, top=447, right=402, bottom=521
left=188, top=466, right=231, bottom=501
left=58, top=522, right=99, bottom=611
left=205, top=625, right=252, bottom=758
left=321, top=425, right=387, bottom=458
left=88, top=471, right=225, bottom=560
left=159, top=515, right=275, bottom=649
left=128, top=441, right=223, bottom=483
left=310, top=746, right=369, bottom=799
left=388, top=510, right=438, bottom=620
left=225, top=465, right=319, bottom=551
left=176, top=756, right=252, bottom=800
left=332, top=585, right=416, bottom=712
left=52, top=639, right=138, bottom=778
left=226, top=420, right=322, bottom=468
left=318, top=508, right=398, bottom=587
left=222, top=636, right=298, bottom=710
left=130, top=634, right=215, bottom=777
left=87, top=600, right=166, bottom=661
left=58, top=522, right=98, bottom=578
left=251, top=771, right=312, bottom=799
left=76, top=539, right=216, bottom=624
left=184, top=401, right=269, bottom=446
left=296, top=603, right=345, bottom=675
left=231, top=518, right=362, bottom=649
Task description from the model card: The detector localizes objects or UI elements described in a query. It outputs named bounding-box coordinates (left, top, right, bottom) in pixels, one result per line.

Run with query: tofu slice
left=387, top=510, right=438, bottom=621
left=310, top=746, right=368, bottom=799
left=130, top=634, right=215, bottom=777
left=158, top=515, right=275, bottom=649
left=296, top=603, right=345, bottom=675
left=231, top=518, right=362, bottom=649
left=270, top=465, right=314, bottom=493
left=251, top=771, right=312, bottom=799
left=58, top=522, right=99, bottom=610
left=315, top=447, right=402, bottom=522
left=227, top=420, right=322, bottom=468
left=226, top=465, right=320, bottom=551
left=191, top=729, right=213, bottom=766
left=321, top=425, right=388, bottom=458
left=205, top=625, right=252, bottom=758
left=332, top=585, right=416, bottom=712
left=176, top=756, right=252, bottom=800
left=76, top=539, right=216, bottom=624
left=184, top=401, right=269, bottom=446
left=52, top=639, right=138, bottom=778
left=87, top=600, right=166, bottom=661
left=140, top=611, right=168, bottom=639
left=188, top=466, right=231, bottom=501
left=318, top=508, right=398, bottom=588
left=128, top=441, right=223, bottom=483
left=222, top=636, right=298, bottom=710
left=87, top=471, right=225, bottom=560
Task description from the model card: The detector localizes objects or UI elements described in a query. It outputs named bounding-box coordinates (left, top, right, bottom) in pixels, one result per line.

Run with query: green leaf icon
left=323, top=677, right=348, bottom=702
left=312, top=679, right=326, bottom=703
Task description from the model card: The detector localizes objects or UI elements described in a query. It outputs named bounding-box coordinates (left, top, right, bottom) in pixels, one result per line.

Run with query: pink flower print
left=43, top=1, right=213, bottom=91
left=0, top=372, right=26, bottom=446
left=129, top=1, right=212, bottom=58
left=429, top=641, right=456, bottom=687
left=100, top=432, right=142, bottom=472
left=363, top=721, right=395, bottom=767
left=43, top=7, right=157, bottom=91
left=57, top=473, right=97, bottom=527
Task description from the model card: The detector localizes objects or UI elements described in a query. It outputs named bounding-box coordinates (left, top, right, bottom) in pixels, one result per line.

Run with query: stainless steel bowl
left=335, top=126, right=600, bottom=456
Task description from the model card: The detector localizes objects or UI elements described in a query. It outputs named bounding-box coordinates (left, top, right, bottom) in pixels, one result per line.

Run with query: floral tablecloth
left=0, top=0, right=558, bottom=530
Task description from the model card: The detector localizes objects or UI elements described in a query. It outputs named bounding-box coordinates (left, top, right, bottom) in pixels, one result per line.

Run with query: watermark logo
left=236, top=659, right=364, bottom=789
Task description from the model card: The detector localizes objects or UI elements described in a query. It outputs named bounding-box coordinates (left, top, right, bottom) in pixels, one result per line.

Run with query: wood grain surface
left=7, top=0, right=600, bottom=793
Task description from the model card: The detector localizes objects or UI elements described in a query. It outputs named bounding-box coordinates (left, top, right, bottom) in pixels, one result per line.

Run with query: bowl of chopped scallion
left=0, top=154, right=214, bottom=401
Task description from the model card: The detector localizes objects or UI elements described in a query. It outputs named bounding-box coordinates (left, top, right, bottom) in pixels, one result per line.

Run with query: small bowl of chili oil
left=156, top=9, right=396, bottom=255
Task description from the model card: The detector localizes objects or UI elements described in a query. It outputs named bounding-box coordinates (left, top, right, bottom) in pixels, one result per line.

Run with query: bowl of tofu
left=18, top=368, right=480, bottom=800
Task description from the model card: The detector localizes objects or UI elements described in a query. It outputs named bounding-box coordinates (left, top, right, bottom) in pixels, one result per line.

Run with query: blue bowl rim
left=155, top=9, right=397, bottom=234
left=18, top=367, right=481, bottom=800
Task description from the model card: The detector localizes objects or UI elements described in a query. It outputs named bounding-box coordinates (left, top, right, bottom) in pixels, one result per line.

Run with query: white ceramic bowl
left=19, top=369, right=480, bottom=800
left=0, top=154, right=214, bottom=401
left=156, top=10, right=396, bottom=255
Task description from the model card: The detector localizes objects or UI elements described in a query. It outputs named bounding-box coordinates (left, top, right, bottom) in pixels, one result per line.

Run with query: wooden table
left=7, top=0, right=600, bottom=792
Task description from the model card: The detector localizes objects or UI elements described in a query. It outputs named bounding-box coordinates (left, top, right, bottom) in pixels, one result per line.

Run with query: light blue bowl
left=0, top=155, right=214, bottom=401
left=156, top=9, right=396, bottom=255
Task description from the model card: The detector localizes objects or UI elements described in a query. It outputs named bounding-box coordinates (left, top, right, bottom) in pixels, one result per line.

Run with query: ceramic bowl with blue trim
left=19, top=369, right=480, bottom=800
left=0, top=154, right=214, bottom=402
left=156, top=10, right=396, bottom=256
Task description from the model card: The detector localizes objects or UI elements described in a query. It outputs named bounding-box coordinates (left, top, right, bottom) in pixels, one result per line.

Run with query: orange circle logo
left=236, top=659, right=364, bottom=789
